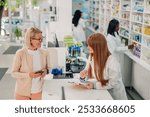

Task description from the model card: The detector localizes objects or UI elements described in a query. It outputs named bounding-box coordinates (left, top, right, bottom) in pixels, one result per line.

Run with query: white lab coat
left=72, top=19, right=86, bottom=42
left=106, top=32, right=128, bottom=62
left=86, top=55, right=127, bottom=100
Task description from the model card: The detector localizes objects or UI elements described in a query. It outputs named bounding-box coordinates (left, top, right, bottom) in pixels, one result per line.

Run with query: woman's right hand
left=29, top=72, right=42, bottom=78
left=80, top=70, right=88, bottom=79
left=85, top=82, right=94, bottom=89
left=128, top=43, right=135, bottom=49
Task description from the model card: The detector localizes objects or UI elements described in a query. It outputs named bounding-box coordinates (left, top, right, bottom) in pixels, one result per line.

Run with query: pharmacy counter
left=123, top=51, right=150, bottom=99
left=125, top=51, right=150, bottom=71
left=42, top=76, right=113, bottom=100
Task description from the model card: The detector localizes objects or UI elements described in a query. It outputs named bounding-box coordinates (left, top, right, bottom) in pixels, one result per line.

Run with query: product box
left=144, top=27, right=150, bottom=35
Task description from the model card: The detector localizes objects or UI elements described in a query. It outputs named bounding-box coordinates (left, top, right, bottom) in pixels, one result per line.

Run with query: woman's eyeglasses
left=31, top=36, right=44, bottom=42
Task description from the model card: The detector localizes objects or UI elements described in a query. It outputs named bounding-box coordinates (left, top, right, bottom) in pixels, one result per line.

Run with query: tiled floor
left=3, top=45, right=22, bottom=54
left=0, top=74, right=15, bottom=99
left=0, top=68, right=8, bottom=80
left=0, top=39, right=20, bottom=99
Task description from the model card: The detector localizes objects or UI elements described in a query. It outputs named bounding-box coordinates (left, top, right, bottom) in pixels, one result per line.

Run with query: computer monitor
left=47, top=47, right=66, bottom=72
left=54, top=33, right=59, bottom=47
left=47, top=33, right=59, bottom=47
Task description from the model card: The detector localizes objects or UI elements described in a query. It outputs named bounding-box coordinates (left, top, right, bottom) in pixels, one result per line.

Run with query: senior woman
left=11, top=27, right=49, bottom=100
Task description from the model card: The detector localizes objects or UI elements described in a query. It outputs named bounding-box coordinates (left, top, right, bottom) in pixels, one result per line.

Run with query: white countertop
left=42, top=75, right=113, bottom=100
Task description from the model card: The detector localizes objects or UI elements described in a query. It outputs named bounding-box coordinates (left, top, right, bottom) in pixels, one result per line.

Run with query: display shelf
left=130, top=39, right=141, bottom=45
left=131, top=20, right=143, bottom=25
left=121, top=0, right=131, bottom=11
left=120, top=26, right=130, bottom=31
left=120, top=18, right=130, bottom=21
left=132, top=30, right=143, bottom=36
left=131, top=32, right=142, bottom=43
left=89, top=0, right=100, bottom=32
left=143, top=23, right=150, bottom=26
left=99, top=0, right=112, bottom=34
left=120, top=28, right=130, bottom=38
left=120, top=11, right=130, bottom=21
left=88, top=0, right=150, bottom=65
left=142, top=33, right=150, bottom=38
left=132, top=10, right=144, bottom=14
left=144, top=0, right=150, bottom=13
left=131, top=12, right=143, bottom=23
left=117, top=0, right=150, bottom=65
left=132, top=0, right=144, bottom=13
left=120, top=20, right=130, bottom=29
left=104, top=0, right=111, bottom=9
left=120, top=34, right=129, bottom=39
left=131, top=23, right=142, bottom=33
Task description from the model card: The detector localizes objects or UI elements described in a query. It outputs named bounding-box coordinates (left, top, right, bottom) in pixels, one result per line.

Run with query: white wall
left=48, top=0, right=72, bottom=41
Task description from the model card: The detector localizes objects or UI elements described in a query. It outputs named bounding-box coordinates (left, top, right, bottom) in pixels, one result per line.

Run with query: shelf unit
left=89, top=0, right=100, bottom=31
left=88, top=0, right=150, bottom=65
left=99, top=0, right=112, bottom=35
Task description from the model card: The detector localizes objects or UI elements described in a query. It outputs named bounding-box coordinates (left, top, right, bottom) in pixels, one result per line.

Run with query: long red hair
left=87, top=33, right=111, bottom=86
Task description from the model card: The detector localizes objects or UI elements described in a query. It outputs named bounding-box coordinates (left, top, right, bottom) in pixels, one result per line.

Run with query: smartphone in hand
left=35, top=70, right=45, bottom=74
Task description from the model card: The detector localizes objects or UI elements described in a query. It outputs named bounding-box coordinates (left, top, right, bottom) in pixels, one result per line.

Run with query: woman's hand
left=30, top=69, right=47, bottom=78
left=74, top=82, right=94, bottom=89
left=40, top=72, right=46, bottom=78
left=39, top=69, right=47, bottom=78
left=85, top=82, right=94, bottom=89
left=29, top=72, right=42, bottom=78
left=80, top=70, right=88, bottom=79
left=128, top=43, right=135, bottom=49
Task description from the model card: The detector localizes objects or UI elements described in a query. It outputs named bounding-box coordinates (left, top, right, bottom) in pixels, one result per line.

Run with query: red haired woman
left=80, top=33, right=127, bottom=100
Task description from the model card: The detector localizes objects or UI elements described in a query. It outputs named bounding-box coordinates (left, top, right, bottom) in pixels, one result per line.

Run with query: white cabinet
left=88, top=0, right=100, bottom=32
left=132, top=61, right=150, bottom=99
